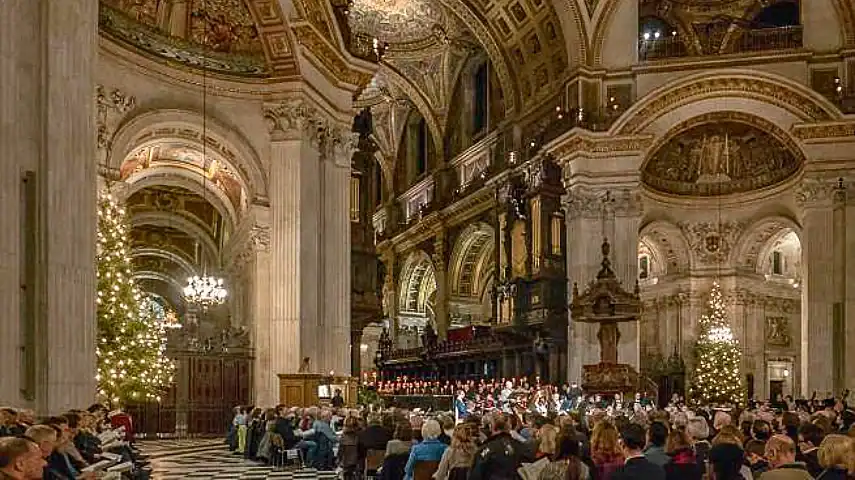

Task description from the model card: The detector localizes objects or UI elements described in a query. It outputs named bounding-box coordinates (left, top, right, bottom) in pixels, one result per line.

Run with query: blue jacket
left=404, top=439, right=447, bottom=480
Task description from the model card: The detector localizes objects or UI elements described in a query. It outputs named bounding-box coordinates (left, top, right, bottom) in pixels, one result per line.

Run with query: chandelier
left=183, top=275, right=227, bottom=307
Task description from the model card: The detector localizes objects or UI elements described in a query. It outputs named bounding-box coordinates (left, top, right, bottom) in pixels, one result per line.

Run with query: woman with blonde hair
left=816, top=434, right=855, bottom=479
left=434, top=424, right=476, bottom=480
left=590, top=421, right=623, bottom=480
left=536, top=423, right=559, bottom=459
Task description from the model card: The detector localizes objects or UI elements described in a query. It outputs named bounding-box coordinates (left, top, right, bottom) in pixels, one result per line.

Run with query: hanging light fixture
left=183, top=275, right=227, bottom=307
left=184, top=0, right=227, bottom=307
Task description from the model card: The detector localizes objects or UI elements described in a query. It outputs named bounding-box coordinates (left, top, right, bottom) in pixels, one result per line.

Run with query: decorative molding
left=794, top=178, right=839, bottom=209
left=547, top=133, right=654, bottom=162
left=290, top=25, right=374, bottom=88
left=562, top=186, right=642, bottom=219
left=616, top=73, right=838, bottom=135
left=792, top=121, right=855, bottom=142
left=264, top=97, right=354, bottom=163
left=678, top=220, right=744, bottom=267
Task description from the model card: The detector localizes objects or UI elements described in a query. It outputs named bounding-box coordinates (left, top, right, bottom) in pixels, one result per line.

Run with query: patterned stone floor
left=140, top=441, right=339, bottom=479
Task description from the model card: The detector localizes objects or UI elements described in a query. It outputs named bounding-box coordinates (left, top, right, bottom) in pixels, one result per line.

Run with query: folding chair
left=364, top=449, right=385, bottom=479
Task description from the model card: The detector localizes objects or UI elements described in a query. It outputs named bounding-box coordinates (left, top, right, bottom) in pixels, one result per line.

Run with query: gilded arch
left=449, top=223, right=496, bottom=298
left=732, top=215, right=802, bottom=273
left=638, top=219, right=692, bottom=274
left=612, top=70, right=841, bottom=137
left=398, top=251, right=438, bottom=314
left=108, top=109, right=268, bottom=204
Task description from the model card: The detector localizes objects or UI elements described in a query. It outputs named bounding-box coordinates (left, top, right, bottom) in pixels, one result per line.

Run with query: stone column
left=263, top=99, right=324, bottom=396
left=351, top=330, right=363, bottom=377
left=246, top=211, right=273, bottom=406
left=432, top=232, right=450, bottom=340
left=796, top=178, right=837, bottom=396
left=609, top=188, right=642, bottom=369
left=564, top=188, right=606, bottom=383
left=167, top=0, right=189, bottom=37
left=563, top=185, right=642, bottom=381
left=320, top=127, right=356, bottom=376
left=1, top=0, right=98, bottom=412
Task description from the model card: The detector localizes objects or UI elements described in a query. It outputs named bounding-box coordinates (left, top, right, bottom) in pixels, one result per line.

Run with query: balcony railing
left=639, top=25, right=803, bottom=61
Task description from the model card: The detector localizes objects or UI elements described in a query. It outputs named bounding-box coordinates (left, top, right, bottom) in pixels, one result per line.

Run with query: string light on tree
left=689, top=282, right=745, bottom=407
left=96, top=193, right=175, bottom=406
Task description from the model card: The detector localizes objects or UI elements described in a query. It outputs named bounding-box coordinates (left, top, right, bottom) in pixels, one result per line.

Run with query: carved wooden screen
left=188, top=355, right=252, bottom=435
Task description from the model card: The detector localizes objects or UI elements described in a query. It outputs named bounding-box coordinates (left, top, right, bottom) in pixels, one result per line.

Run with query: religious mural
left=642, top=119, right=802, bottom=196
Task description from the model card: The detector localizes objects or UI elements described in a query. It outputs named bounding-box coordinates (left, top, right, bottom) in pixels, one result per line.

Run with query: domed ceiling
left=348, top=0, right=445, bottom=46
left=99, top=0, right=297, bottom=77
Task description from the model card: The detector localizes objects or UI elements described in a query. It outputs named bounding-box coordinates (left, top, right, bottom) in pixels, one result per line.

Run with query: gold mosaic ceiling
left=348, top=0, right=445, bottom=45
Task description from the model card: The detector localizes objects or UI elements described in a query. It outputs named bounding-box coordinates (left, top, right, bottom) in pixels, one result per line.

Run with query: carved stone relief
left=263, top=98, right=355, bottom=164
left=95, top=85, right=136, bottom=169
left=678, top=221, right=744, bottom=266
left=643, top=117, right=801, bottom=196
left=766, top=316, right=792, bottom=347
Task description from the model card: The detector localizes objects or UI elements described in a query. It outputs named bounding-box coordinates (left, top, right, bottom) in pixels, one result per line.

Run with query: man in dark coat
left=468, top=413, right=534, bottom=480
left=611, top=423, right=666, bottom=480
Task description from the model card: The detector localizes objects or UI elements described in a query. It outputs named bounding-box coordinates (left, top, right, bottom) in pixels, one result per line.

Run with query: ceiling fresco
left=99, top=0, right=297, bottom=77
left=121, top=144, right=246, bottom=214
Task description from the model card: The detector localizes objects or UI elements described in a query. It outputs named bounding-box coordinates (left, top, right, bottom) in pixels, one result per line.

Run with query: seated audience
left=434, top=424, right=476, bottom=480
left=0, top=437, right=46, bottom=480
left=759, top=435, right=813, bottom=480
left=404, top=419, right=446, bottom=480
left=815, top=434, right=854, bottom=480
left=664, top=427, right=702, bottom=480
left=611, top=423, right=666, bottom=480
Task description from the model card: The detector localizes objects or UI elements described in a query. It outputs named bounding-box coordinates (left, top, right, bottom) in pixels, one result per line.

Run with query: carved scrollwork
left=250, top=224, right=270, bottom=252
left=264, top=98, right=355, bottom=165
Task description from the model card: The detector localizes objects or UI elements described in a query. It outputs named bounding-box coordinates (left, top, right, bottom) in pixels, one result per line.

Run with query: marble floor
left=141, top=440, right=339, bottom=479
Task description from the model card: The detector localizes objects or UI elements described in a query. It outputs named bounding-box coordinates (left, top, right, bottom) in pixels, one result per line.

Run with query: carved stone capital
left=562, top=188, right=604, bottom=219
left=263, top=98, right=327, bottom=147
left=795, top=178, right=838, bottom=209
left=607, top=187, right=643, bottom=217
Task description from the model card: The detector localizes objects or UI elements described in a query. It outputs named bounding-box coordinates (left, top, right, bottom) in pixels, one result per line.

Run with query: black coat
left=817, top=468, right=850, bottom=480
left=274, top=417, right=297, bottom=449
left=799, top=448, right=823, bottom=478
left=359, top=425, right=392, bottom=461
left=611, top=456, right=667, bottom=480
left=468, top=432, right=535, bottom=480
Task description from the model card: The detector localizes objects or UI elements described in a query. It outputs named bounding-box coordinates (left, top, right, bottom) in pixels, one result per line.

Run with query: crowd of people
left=224, top=384, right=855, bottom=480
left=0, top=404, right=146, bottom=479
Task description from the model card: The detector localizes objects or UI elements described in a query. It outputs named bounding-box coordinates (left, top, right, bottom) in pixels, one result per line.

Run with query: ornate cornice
left=562, top=186, right=642, bottom=219
left=792, top=121, right=855, bottom=142
left=546, top=132, right=654, bottom=162
left=794, top=177, right=840, bottom=209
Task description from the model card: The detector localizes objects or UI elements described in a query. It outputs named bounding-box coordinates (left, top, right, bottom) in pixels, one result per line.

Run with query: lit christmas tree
left=96, top=193, right=175, bottom=406
left=689, top=282, right=744, bottom=407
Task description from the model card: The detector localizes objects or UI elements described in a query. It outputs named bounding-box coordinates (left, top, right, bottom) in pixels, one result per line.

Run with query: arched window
left=638, top=254, right=650, bottom=280
left=473, top=62, right=489, bottom=135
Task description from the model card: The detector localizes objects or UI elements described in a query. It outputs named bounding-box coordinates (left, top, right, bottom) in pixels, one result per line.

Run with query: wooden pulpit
left=278, top=373, right=359, bottom=407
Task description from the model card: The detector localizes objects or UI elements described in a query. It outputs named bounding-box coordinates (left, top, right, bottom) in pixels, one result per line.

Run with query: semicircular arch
left=108, top=109, right=268, bottom=203
left=120, top=165, right=238, bottom=230
left=398, top=250, right=437, bottom=314
left=449, top=223, right=495, bottom=298
left=130, top=210, right=220, bottom=266
left=638, top=219, right=691, bottom=273
left=731, top=215, right=802, bottom=273
left=612, top=70, right=841, bottom=137
left=131, top=247, right=199, bottom=278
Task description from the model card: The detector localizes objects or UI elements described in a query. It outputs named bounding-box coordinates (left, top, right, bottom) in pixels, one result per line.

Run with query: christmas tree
left=689, top=282, right=744, bottom=406
left=96, top=193, right=175, bottom=405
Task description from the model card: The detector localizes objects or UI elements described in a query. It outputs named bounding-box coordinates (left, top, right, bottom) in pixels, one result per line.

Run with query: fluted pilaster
left=796, top=178, right=838, bottom=395
left=320, top=130, right=355, bottom=376
left=0, top=0, right=98, bottom=413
